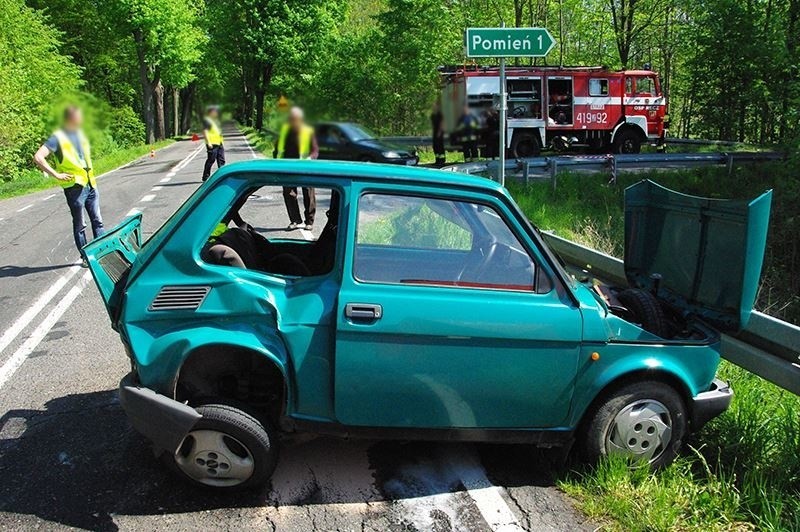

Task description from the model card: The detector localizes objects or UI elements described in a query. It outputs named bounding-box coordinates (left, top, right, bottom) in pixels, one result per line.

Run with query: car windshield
left=340, top=123, right=376, bottom=141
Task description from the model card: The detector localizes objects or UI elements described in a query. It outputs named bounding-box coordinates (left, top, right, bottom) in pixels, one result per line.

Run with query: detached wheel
left=582, top=381, right=687, bottom=468
left=613, top=128, right=642, bottom=154
left=618, top=288, right=669, bottom=338
left=169, top=403, right=278, bottom=490
left=511, top=132, right=541, bottom=158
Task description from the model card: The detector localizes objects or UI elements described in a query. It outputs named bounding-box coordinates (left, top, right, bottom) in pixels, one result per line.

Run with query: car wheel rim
left=622, top=139, right=636, bottom=153
left=605, top=399, right=672, bottom=464
left=174, top=429, right=255, bottom=487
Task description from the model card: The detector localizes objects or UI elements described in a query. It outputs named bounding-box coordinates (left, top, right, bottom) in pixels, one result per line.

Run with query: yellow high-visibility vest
left=275, top=124, right=313, bottom=159
left=205, top=118, right=223, bottom=146
left=53, top=129, right=95, bottom=188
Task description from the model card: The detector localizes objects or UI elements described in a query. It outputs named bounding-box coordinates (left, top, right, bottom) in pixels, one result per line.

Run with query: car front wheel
left=581, top=381, right=687, bottom=468
left=169, top=403, right=278, bottom=490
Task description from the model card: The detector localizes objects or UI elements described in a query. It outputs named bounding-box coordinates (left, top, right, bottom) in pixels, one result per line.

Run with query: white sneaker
left=304, top=224, right=313, bottom=231
left=287, top=222, right=299, bottom=231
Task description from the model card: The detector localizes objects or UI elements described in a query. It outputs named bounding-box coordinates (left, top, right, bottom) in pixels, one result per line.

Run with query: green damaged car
left=85, top=160, right=770, bottom=490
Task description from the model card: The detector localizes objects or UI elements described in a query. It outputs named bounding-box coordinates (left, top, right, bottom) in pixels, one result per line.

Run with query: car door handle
left=345, top=303, right=383, bottom=320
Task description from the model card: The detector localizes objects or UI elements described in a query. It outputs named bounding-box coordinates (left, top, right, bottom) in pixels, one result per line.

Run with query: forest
left=2, top=0, right=799, bottom=183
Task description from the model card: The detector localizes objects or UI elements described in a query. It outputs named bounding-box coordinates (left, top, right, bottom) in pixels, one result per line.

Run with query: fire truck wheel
left=613, top=128, right=642, bottom=154
left=511, top=132, right=541, bottom=158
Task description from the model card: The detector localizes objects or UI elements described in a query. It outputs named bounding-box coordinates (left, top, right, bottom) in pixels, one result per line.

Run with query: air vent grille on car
left=98, top=251, right=131, bottom=284
left=149, top=286, right=210, bottom=311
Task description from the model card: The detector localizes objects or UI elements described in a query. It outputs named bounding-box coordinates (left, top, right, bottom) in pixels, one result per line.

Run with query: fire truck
left=439, top=65, right=667, bottom=157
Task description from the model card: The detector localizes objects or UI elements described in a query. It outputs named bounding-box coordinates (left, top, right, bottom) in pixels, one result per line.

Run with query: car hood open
left=624, top=180, right=772, bottom=332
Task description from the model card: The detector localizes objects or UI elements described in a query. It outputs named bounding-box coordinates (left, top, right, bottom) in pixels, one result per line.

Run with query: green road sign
left=465, top=27, right=555, bottom=58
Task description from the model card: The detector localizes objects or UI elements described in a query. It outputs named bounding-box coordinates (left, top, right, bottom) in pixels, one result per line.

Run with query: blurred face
left=289, top=112, right=302, bottom=128
left=208, top=109, right=219, bottom=119
left=65, top=108, right=83, bottom=130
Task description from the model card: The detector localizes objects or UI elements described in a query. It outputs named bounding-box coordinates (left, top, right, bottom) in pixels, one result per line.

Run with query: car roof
left=208, top=159, right=506, bottom=194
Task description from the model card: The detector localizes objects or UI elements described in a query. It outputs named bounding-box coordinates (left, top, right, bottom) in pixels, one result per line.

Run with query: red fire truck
left=439, top=65, right=667, bottom=157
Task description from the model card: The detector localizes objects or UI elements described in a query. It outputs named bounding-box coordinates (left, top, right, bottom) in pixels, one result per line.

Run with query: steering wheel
left=512, top=106, right=527, bottom=118
left=458, top=241, right=500, bottom=284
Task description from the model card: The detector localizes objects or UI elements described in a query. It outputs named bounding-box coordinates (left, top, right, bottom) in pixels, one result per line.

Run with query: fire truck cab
left=439, top=66, right=667, bottom=157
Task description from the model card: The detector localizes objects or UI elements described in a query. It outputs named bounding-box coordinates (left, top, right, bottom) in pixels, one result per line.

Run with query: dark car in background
left=315, top=122, right=418, bottom=165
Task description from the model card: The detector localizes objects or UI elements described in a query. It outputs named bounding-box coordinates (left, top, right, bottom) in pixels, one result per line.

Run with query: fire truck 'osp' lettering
left=439, top=65, right=667, bottom=156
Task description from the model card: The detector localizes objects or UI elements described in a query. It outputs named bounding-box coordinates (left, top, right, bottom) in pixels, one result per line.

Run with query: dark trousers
left=283, top=187, right=316, bottom=225
left=202, top=144, right=225, bottom=181
left=63, top=184, right=105, bottom=254
left=463, top=141, right=479, bottom=161
left=433, top=134, right=446, bottom=165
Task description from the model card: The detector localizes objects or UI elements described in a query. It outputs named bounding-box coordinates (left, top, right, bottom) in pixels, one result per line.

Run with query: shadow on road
left=0, top=389, right=567, bottom=530
left=0, top=263, right=74, bottom=278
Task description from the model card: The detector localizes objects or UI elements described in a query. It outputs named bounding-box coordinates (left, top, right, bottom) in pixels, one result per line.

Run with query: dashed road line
left=160, top=177, right=171, bottom=183
left=17, top=204, right=33, bottom=212
left=151, top=186, right=163, bottom=191
left=0, top=265, right=81, bottom=360
left=126, top=208, right=141, bottom=217
left=42, top=193, right=56, bottom=201
left=140, top=194, right=156, bottom=202
left=449, top=446, right=525, bottom=532
left=0, top=271, right=92, bottom=390
left=299, top=229, right=314, bottom=241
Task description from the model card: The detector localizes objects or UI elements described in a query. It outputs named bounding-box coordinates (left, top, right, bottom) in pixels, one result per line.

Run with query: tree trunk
left=134, top=29, right=156, bottom=145
left=180, top=83, right=196, bottom=134
left=154, top=81, right=166, bottom=141
left=254, top=63, right=273, bottom=131
left=172, top=87, right=180, bottom=138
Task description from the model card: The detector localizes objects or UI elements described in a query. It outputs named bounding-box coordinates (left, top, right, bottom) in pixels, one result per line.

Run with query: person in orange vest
left=201, top=106, right=225, bottom=181
left=273, top=107, right=319, bottom=231
left=33, top=106, right=105, bottom=266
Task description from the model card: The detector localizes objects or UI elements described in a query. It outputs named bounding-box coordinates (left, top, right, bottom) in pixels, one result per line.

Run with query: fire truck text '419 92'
left=439, top=65, right=667, bottom=157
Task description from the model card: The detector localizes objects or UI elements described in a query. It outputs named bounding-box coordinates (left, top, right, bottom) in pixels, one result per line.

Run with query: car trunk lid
left=83, top=214, right=142, bottom=328
left=624, top=180, right=771, bottom=332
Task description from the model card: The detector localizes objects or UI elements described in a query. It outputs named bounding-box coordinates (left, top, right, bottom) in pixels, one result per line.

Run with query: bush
left=109, top=106, right=146, bottom=149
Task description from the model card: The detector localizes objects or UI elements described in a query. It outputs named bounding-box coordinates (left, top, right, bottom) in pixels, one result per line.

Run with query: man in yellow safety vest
left=33, top=106, right=105, bottom=266
left=201, top=106, right=225, bottom=181
left=273, top=106, right=319, bottom=231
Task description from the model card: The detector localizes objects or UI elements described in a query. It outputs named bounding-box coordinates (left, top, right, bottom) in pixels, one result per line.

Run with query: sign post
left=465, top=27, right=555, bottom=186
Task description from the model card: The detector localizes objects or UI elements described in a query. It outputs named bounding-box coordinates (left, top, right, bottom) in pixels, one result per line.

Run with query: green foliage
left=109, top=106, right=147, bottom=149
left=0, top=0, right=82, bottom=180
left=358, top=203, right=472, bottom=249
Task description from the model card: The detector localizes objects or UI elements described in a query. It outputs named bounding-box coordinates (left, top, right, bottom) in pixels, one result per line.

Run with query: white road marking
left=173, top=144, right=204, bottom=172
left=166, top=172, right=176, bottom=178
left=245, top=135, right=259, bottom=159
left=299, top=229, right=314, bottom=241
left=42, top=193, right=56, bottom=201
left=0, top=265, right=81, bottom=359
left=449, top=446, right=525, bottom=532
left=160, top=177, right=171, bottom=183
left=17, top=204, right=33, bottom=212
left=126, top=208, right=141, bottom=217
left=151, top=186, right=163, bottom=191
left=140, top=194, right=156, bottom=202
left=0, top=271, right=92, bottom=390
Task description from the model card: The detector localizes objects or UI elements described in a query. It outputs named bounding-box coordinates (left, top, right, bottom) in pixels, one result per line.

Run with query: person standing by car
left=274, top=106, right=319, bottom=231
left=431, top=101, right=446, bottom=166
left=457, top=105, right=479, bottom=162
left=201, top=106, right=225, bottom=182
left=33, top=105, right=105, bottom=266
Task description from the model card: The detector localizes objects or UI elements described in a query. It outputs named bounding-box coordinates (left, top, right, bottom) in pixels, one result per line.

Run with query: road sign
left=465, top=27, right=555, bottom=58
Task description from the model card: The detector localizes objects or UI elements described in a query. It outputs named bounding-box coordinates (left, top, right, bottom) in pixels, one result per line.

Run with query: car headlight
left=382, top=151, right=402, bottom=159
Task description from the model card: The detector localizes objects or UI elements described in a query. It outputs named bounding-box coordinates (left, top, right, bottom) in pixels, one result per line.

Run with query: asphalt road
left=0, top=126, right=596, bottom=532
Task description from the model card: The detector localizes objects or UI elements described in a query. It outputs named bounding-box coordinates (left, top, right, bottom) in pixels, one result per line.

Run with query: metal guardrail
left=381, top=135, right=768, bottom=149
left=541, top=231, right=800, bottom=395
left=441, top=152, right=784, bottom=185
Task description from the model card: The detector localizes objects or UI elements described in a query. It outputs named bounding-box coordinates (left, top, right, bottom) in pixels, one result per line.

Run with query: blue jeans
left=63, top=184, right=105, bottom=254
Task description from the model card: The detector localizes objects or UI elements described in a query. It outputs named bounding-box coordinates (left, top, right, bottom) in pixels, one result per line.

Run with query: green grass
left=507, top=168, right=800, bottom=531
left=0, top=139, right=174, bottom=200
left=358, top=202, right=472, bottom=250
left=416, top=148, right=463, bottom=164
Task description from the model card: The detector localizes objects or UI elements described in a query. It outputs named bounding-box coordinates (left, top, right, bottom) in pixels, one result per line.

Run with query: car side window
left=354, top=193, right=542, bottom=292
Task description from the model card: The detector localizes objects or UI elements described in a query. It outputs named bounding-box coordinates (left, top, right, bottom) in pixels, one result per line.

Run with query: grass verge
left=508, top=168, right=800, bottom=531
left=0, top=139, right=174, bottom=200
left=241, top=126, right=274, bottom=157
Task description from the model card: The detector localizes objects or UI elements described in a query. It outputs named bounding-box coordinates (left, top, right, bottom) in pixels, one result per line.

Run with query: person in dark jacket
left=431, top=101, right=446, bottom=166
left=457, top=105, right=479, bottom=162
